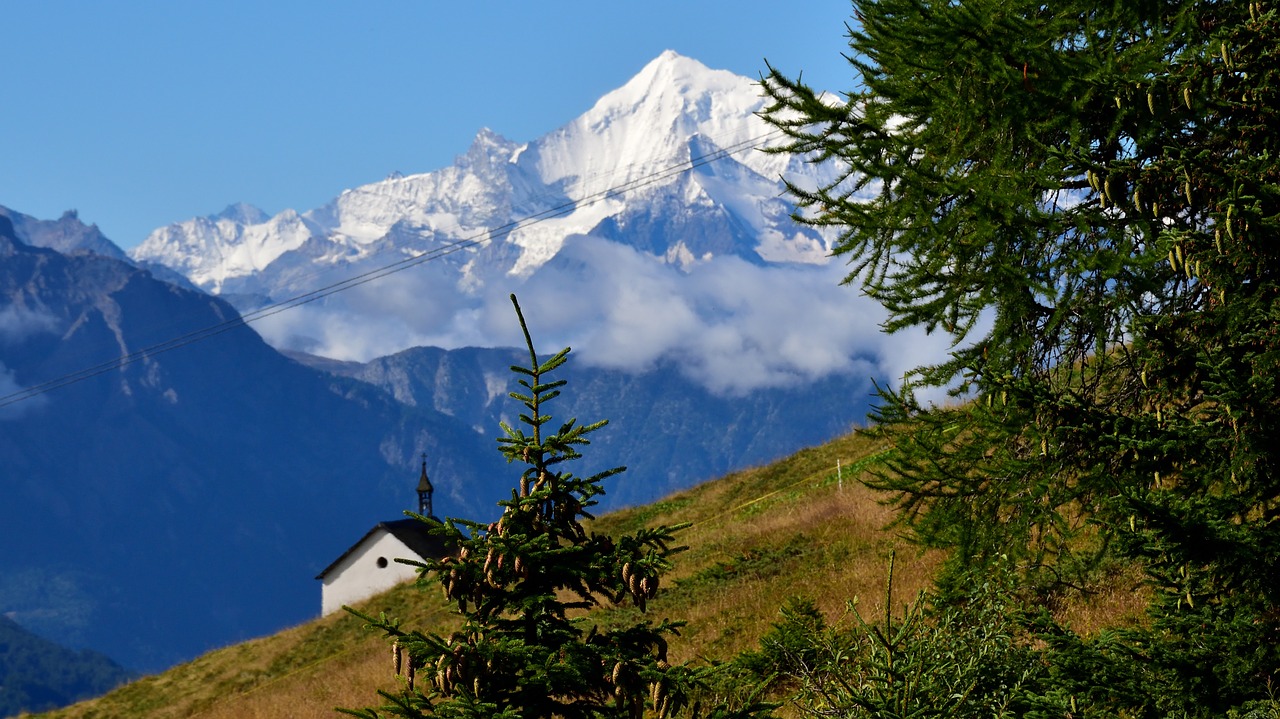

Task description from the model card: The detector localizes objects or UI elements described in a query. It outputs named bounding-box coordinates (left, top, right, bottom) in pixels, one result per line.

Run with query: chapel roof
left=315, top=518, right=447, bottom=580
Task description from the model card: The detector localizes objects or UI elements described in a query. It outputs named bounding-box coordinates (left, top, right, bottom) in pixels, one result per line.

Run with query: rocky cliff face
left=0, top=206, right=129, bottom=261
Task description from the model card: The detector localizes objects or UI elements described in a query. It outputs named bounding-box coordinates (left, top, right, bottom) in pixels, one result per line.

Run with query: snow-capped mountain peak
left=527, top=50, right=780, bottom=193
left=211, top=202, right=271, bottom=225
left=458, top=127, right=522, bottom=169
left=130, top=51, right=851, bottom=373
left=130, top=51, right=805, bottom=293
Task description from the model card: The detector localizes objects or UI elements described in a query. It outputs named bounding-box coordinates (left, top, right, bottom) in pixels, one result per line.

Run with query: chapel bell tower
left=416, top=453, right=435, bottom=519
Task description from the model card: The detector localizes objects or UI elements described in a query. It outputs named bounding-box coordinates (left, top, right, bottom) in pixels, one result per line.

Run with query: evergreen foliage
left=763, top=0, right=1280, bottom=714
left=345, top=295, right=773, bottom=719
left=760, top=558, right=1041, bottom=719
left=736, top=596, right=827, bottom=688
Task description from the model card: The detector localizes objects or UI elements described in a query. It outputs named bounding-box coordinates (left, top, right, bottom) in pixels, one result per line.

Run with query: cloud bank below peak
left=251, top=234, right=953, bottom=397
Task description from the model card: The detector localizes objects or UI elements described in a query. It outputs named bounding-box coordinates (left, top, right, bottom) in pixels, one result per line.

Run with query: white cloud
left=247, top=234, right=961, bottom=397
left=0, top=305, right=57, bottom=344
left=0, top=306, right=57, bottom=419
left=507, top=236, right=955, bottom=396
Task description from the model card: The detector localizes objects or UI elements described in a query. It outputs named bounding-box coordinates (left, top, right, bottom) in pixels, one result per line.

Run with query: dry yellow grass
left=187, top=643, right=392, bottom=719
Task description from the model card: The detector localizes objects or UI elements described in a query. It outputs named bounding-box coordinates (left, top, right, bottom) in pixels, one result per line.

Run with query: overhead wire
left=0, top=127, right=787, bottom=410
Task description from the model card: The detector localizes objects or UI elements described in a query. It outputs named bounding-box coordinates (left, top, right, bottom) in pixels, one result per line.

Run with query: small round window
left=376, top=557, right=389, bottom=568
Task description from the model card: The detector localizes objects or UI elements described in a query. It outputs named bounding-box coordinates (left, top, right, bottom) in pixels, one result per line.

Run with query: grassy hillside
left=26, top=428, right=1143, bottom=719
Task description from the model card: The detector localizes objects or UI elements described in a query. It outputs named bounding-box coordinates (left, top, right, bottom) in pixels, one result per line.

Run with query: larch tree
left=762, top=0, right=1280, bottom=714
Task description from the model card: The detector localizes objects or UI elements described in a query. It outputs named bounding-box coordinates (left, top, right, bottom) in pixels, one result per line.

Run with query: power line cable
left=0, top=128, right=785, bottom=410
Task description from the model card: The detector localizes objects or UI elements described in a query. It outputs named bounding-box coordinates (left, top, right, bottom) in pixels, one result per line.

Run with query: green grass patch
left=676, top=537, right=811, bottom=592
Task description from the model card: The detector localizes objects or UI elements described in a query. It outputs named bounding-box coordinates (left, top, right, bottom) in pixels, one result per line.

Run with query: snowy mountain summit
left=131, top=52, right=880, bottom=392
left=133, top=52, right=824, bottom=286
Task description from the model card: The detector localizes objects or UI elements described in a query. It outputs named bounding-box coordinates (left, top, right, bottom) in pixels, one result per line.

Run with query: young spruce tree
left=345, top=295, right=767, bottom=719
left=763, top=1, right=1280, bottom=715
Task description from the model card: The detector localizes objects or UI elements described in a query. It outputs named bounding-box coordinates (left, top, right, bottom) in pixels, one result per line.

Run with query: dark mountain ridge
left=307, top=345, right=876, bottom=509
left=0, top=614, right=134, bottom=717
left=0, top=216, right=503, bottom=672
left=0, top=206, right=127, bottom=262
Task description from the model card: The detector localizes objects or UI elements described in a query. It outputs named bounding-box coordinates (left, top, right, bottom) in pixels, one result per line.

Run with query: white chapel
left=316, top=456, right=446, bottom=616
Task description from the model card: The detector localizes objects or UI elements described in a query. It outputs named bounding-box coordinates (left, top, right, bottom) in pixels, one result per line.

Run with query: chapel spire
left=416, top=453, right=435, bottom=519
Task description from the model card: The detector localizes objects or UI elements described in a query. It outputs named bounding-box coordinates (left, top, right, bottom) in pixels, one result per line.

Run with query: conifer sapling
left=344, top=294, right=754, bottom=719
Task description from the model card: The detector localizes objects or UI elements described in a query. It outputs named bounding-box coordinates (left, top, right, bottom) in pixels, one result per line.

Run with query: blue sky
left=1, top=1, right=856, bottom=250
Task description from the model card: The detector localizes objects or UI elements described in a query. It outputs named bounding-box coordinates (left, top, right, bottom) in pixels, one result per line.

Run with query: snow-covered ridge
left=134, top=206, right=318, bottom=291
